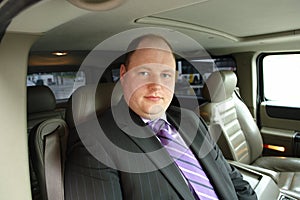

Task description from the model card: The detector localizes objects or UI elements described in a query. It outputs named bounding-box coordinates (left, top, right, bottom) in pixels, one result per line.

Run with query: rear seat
left=27, top=83, right=119, bottom=200
left=27, top=85, right=64, bottom=133
left=27, top=85, right=66, bottom=200
left=65, top=83, right=119, bottom=129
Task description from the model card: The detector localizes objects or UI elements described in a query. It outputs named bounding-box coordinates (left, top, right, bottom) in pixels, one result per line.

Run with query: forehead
left=136, top=37, right=172, bottom=52
left=128, top=48, right=176, bottom=70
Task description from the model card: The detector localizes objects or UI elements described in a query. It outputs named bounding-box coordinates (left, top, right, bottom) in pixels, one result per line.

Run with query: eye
left=138, top=71, right=149, bottom=76
left=161, top=73, right=172, bottom=79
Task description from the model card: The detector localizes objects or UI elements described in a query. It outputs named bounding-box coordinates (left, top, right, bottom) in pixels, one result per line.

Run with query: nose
left=148, top=74, right=162, bottom=91
left=148, top=82, right=162, bottom=92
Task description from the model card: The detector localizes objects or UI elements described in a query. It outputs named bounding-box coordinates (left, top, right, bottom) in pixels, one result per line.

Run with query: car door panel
left=260, top=102, right=300, bottom=157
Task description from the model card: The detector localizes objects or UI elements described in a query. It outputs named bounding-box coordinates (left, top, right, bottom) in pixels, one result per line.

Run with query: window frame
left=257, top=52, right=300, bottom=121
left=258, top=51, right=300, bottom=103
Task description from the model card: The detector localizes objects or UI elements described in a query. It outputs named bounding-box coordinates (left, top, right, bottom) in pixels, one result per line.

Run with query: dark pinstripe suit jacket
left=65, top=99, right=257, bottom=200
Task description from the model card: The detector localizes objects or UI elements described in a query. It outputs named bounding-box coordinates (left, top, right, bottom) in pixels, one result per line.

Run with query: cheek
left=161, top=78, right=175, bottom=91
left=166, top=89, right=174, bottom=99
left=122, top=77, right=150, bottom=99
left=130, top=87, right=144, bottom=101
left=163, top=82, right=175, bottom=97
left=123, top=81, right=145, bottom=103
left=164, top=90, right=174, bottom=105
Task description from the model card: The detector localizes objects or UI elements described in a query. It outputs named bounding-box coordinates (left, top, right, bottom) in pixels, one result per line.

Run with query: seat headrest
left=65, top=82, right=122, bottom=128
left=202, top=71, right=237, bottom=102
left=27, top=86, right=56, bottom=114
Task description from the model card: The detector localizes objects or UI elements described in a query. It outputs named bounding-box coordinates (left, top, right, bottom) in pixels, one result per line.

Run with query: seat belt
left=234, top=87, right=245, bottom=103
left=44, top=127, right=64, bottom=200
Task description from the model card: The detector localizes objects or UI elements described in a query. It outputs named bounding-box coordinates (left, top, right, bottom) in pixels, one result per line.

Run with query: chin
left=145, top=113, right=164, bottom=120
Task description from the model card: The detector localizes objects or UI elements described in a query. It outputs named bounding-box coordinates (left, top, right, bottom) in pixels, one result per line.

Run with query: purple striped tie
left=148, top=119, right=219, bottom=200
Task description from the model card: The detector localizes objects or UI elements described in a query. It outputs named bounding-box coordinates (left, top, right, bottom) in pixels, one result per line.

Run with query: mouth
left=144, top=95, right=163, bottom=102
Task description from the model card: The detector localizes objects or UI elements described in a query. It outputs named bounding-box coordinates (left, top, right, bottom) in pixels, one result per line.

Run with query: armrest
left=228, top=160, right=280, bottom=183
left=253, top=156, right=300, bottom=172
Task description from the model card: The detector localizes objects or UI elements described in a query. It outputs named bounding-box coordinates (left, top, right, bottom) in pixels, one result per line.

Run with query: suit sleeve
left=64, top=128, right=123, bottom=200
left=215, top=145, right=258, bottom=199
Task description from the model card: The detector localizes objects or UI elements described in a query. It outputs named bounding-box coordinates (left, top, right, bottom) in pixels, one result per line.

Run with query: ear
left=120, top=64, right=127, bottom=80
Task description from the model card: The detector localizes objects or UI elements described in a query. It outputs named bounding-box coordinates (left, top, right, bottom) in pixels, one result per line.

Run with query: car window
left=27, top=71, right=86, bottom=100
left=261, top=53, right=300, bottom=107
left=176, top=56, right=236, bottom=98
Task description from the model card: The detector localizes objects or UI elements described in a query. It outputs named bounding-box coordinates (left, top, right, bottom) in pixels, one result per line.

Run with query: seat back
left=27, top=85, right=64, bottom=133
left=65, top=82, right=121, bottom=129
left=199, top=71, right=263, bottom=164
left=28, top=83, right=121, bottom=200
left=27, top=85, right=67, bottom=200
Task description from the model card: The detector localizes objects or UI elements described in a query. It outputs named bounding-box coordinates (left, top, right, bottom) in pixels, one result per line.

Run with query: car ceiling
left=5, top=0, right=300, bottom=60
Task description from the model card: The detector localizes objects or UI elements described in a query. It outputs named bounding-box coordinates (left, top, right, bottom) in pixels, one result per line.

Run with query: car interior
left=1, top=0, right=300, bottom=199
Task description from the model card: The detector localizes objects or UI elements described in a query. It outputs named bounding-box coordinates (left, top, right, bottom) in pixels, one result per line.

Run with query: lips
left=145, top=95, right=163, bottom=101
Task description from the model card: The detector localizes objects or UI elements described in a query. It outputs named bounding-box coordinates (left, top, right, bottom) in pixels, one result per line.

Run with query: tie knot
left=148, top=119, right=173, bottom=145
left=148, top=119, right=168, bottom=134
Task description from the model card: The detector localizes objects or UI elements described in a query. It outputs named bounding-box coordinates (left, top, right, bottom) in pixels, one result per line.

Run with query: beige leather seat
left=29, top=83, right=120, bottom=200
left=27, top=85, right=69, bottom=200
left=29, top=118, right=68, bottom=200
left=27, top=85, right=64, bottom=133
left=198, top=70, right=300, bottom=198
left=27, top=85, right=67, bottom=199
left=65, top=82, right=121, bottom=129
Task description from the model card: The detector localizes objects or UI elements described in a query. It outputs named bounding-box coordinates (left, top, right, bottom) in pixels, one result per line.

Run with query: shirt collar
left=141, top=113, right=168, bottom=124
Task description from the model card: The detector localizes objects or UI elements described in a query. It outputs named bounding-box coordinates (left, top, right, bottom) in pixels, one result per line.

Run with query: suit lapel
left=128, top=132, right=195, bottom=200
left=113, top=100, right=195, bottom=200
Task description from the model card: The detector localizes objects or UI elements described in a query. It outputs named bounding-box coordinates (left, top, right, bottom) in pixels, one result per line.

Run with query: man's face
left=120, top=47, right=176, bottom=120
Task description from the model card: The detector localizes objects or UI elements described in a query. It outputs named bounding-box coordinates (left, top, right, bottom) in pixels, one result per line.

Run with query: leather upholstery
left=27, top=85, right=64, bottom=133
left=233, top=94, right=264, bottom=163
left=27, top=85, right=69, bottom=200
left=27, top=85, right=56, bottom=114
left=29, top=118, right=68, bottom=200
left=278, top=172, right=300, bottom=196
left=200, top=71, right=253, bottom=163
left=199, top=70, right=300, bottom=199
left=253, top=156, right=300, bottom=172
left=202, top=70, right=237, bottom=103
left=65, top=82, right=122, bottom=129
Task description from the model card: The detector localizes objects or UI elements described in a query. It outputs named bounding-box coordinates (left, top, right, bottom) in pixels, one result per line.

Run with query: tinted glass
left=27, top=71, right=86, bottom=100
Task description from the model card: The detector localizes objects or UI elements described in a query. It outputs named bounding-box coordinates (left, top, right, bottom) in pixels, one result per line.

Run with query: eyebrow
left=162, top=68, right=175, bottom=72
left=136, top=65, right=175, bottom=72
left=136, top=65, right=151, bottom=70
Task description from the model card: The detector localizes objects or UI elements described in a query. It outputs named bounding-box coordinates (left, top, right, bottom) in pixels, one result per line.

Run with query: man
left=65, top=34, right=257, bottom=199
